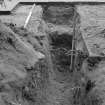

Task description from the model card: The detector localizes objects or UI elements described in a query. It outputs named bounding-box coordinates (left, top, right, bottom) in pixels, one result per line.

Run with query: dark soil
left=49, top=33, right=72, bottom=72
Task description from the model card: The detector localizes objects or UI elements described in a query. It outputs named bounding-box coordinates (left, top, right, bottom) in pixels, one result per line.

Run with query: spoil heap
left=0, top=22, right=45, bottom=105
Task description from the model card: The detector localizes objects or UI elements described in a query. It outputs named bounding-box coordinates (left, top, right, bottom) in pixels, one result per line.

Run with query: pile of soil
left=0, top=22, right=45, bottom=105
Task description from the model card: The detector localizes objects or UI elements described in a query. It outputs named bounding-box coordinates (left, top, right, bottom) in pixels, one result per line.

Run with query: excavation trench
left=42, top=4, right=75, bottom=74
left=42, top=31, right=75, bottom=105
left=41, top=5, right=102, bottom=105
left=0, top=4, right=103, bottom=105
left=31, top=5, right=87, bottom=105
left=49, top=33, right=73, bottom=74
left=39, top=5, right=85, bottom=105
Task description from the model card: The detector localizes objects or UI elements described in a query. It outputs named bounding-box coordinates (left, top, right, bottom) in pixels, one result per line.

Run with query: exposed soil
left=49, top=33, right=72, bottom=72
left=0, top=3, right=105, bottom=105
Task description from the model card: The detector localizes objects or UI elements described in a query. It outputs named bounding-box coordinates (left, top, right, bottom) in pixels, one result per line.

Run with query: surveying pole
left=70, top=7, right=77, bottom=72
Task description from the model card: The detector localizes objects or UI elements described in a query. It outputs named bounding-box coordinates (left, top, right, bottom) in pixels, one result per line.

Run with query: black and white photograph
left=0, top=0, right=104, bottom=105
